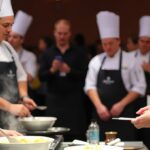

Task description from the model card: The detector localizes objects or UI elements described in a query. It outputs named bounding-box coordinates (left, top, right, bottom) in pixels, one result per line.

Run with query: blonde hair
left=54, top=19, right=71, bottom=31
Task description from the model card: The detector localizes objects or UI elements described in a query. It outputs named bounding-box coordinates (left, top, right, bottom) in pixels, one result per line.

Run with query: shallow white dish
left=0, top=136, right=54, bottom=150
left=64, top=145, right=123, bottom=150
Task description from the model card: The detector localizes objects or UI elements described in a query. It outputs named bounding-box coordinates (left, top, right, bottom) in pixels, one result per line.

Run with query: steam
left=0, top=111, right=23, bottom=131
left=0, top=72, right=22, bottom=131
left=0, top=74, right=19, bottom=103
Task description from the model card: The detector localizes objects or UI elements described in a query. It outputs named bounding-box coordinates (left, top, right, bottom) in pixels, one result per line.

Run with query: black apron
left=135, top=51, right=150, bottom=149
left=143, top=53, right=150, bottom=95
left=45, top=85, right=87, bottom=141
left=0, top=44, right=20, bottom=130
left=95, top=51, right=136, bottom=141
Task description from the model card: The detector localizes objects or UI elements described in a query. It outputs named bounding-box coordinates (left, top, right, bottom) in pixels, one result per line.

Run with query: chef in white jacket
left=131, top=16, right=150, bottom=149
left=0, top=0, right=37, bottom=129
left=84, top=11, right=146, bottom=141
left=8, top=10, right=37, bottom=83
left=132, top=16, right=150, bottom=106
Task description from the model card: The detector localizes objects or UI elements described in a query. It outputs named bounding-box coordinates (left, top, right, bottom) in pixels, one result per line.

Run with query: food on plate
left=84, top=144, right=100, bottom=150
left=0, top=136, right=49, bottom=144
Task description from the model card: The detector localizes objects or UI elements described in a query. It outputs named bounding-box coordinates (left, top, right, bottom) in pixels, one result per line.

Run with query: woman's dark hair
left=40, top=36, right=53, bottom=48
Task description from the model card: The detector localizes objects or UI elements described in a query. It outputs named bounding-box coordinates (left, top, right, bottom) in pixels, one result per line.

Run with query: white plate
left=0, top=136, right=54, bottom=144
left=64, top=145, right=123, bottom=150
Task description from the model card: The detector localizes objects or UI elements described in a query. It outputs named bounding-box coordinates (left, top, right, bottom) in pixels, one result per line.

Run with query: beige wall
left=12, top=0, right=150, bottom=46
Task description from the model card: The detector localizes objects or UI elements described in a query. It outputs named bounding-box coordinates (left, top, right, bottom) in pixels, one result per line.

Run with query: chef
left=8, top=10, right=37, bottom=84
left=0, top=0, right=37, bottom=129
left=132, top=16, right=150, bottom=149
left=133, top=16, right=150, bottom=106
left=84, top=11, right=146, bottom=141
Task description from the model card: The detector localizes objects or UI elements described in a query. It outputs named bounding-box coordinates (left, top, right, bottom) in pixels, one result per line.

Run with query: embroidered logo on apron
left=103, top=76, right=115, bottom=85
left=7, top=69, right=15, bottom=78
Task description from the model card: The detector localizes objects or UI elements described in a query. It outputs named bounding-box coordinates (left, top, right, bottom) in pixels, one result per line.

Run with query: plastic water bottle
left=86, top=121, right=99, bottom=144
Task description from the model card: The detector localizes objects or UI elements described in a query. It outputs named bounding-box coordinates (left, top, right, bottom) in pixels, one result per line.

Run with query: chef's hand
left=131, top=110, right=150, bottom=129
left=22, top=97, right=37, bottom=110
left=96, top=104, right=111, bottom=121
left=136, top=106, right=150, bottom=115
left=0, top=129, right=23, bottom=137
left=142, top=62, right=150, bottom=73
left=60, top=63, right=71, bottom=73
left=9, top=104, right=31, bottom=117
left=110, top=102, right=125, bottom=117
left=50, top=59, right=62, bottom=73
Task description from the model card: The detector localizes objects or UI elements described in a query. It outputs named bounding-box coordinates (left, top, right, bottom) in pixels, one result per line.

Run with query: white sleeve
left=84, top=56, right=101, bottom=93
left=24, top=53, right=37, bottom=78
left=3, top=41, right=27, bottom=81
left=129, top=58, right=146, bottom=96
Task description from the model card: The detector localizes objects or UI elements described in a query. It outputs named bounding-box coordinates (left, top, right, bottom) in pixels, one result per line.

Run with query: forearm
left=27, top=73, right=33, bottom=82
left=120, top=91, right=140, bottom=107
left=0, top=98, right=11, bottom=112
left=18, top=81, right=28, bottom=98
left=87, top=89, right=103, bottom=109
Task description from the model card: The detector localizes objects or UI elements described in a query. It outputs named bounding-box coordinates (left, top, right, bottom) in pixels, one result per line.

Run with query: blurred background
left=12, top=0, right=150, bottom=47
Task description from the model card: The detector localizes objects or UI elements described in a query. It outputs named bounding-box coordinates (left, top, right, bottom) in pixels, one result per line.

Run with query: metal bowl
left=19, top=117, right=57, bottom=131
left=0, top=136, right=54, bottom=150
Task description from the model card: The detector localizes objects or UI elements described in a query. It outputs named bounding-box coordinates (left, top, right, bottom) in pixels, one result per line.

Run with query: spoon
left=0, top=128, right=20, bottom=143
left=36, top=106, right=47, bottom=110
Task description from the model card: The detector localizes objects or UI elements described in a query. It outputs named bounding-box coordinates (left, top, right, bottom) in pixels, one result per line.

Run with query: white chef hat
left=139, top=16, right=150, bottom=37
left=0, top=0, right=3, bottom=11
left=0, top=0, right=14, bottom=17
left=96, top=11, right=120, bottom=39
left=12, top=10, right=33, bottom=37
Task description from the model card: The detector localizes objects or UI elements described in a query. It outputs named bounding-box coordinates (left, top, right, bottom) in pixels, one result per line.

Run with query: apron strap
left=100, top=56, right=106, bottom=70
left=119, top=50, right=123, bottom=70
left=4, top=44, right=15, bottom=62
left=135, top=51, right=138, bottom=57
left=100, top=50, right=123, bottom=71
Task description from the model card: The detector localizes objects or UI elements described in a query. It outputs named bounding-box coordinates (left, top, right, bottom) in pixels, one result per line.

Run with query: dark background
left=12, top=0, right=150, bottom=47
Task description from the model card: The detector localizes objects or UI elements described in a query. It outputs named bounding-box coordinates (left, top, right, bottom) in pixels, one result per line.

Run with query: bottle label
left=88, top=130, right=99, bottom=144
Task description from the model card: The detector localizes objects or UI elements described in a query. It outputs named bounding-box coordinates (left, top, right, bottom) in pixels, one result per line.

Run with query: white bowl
left=0, top=136, right=54, bottom=150
left=19, top=117, right=57, bottom=131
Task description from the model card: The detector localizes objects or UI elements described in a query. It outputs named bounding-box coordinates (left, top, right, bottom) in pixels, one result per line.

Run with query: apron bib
left=0, top=45, right=20, bottom=130
left=95, top=51, right=136, bottom=141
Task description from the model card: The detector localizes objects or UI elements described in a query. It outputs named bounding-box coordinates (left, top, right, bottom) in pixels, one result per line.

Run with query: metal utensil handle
left=49, top=135, right=63, bottom=150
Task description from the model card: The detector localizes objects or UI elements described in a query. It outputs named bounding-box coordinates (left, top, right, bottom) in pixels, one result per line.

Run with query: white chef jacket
left=84, top=49, right=146, bottom=96
left=0, top=41, right=27, bottom=81
left=17, top=48, right=37, bottom=78
left=131, top=49, right=150, bottom=65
